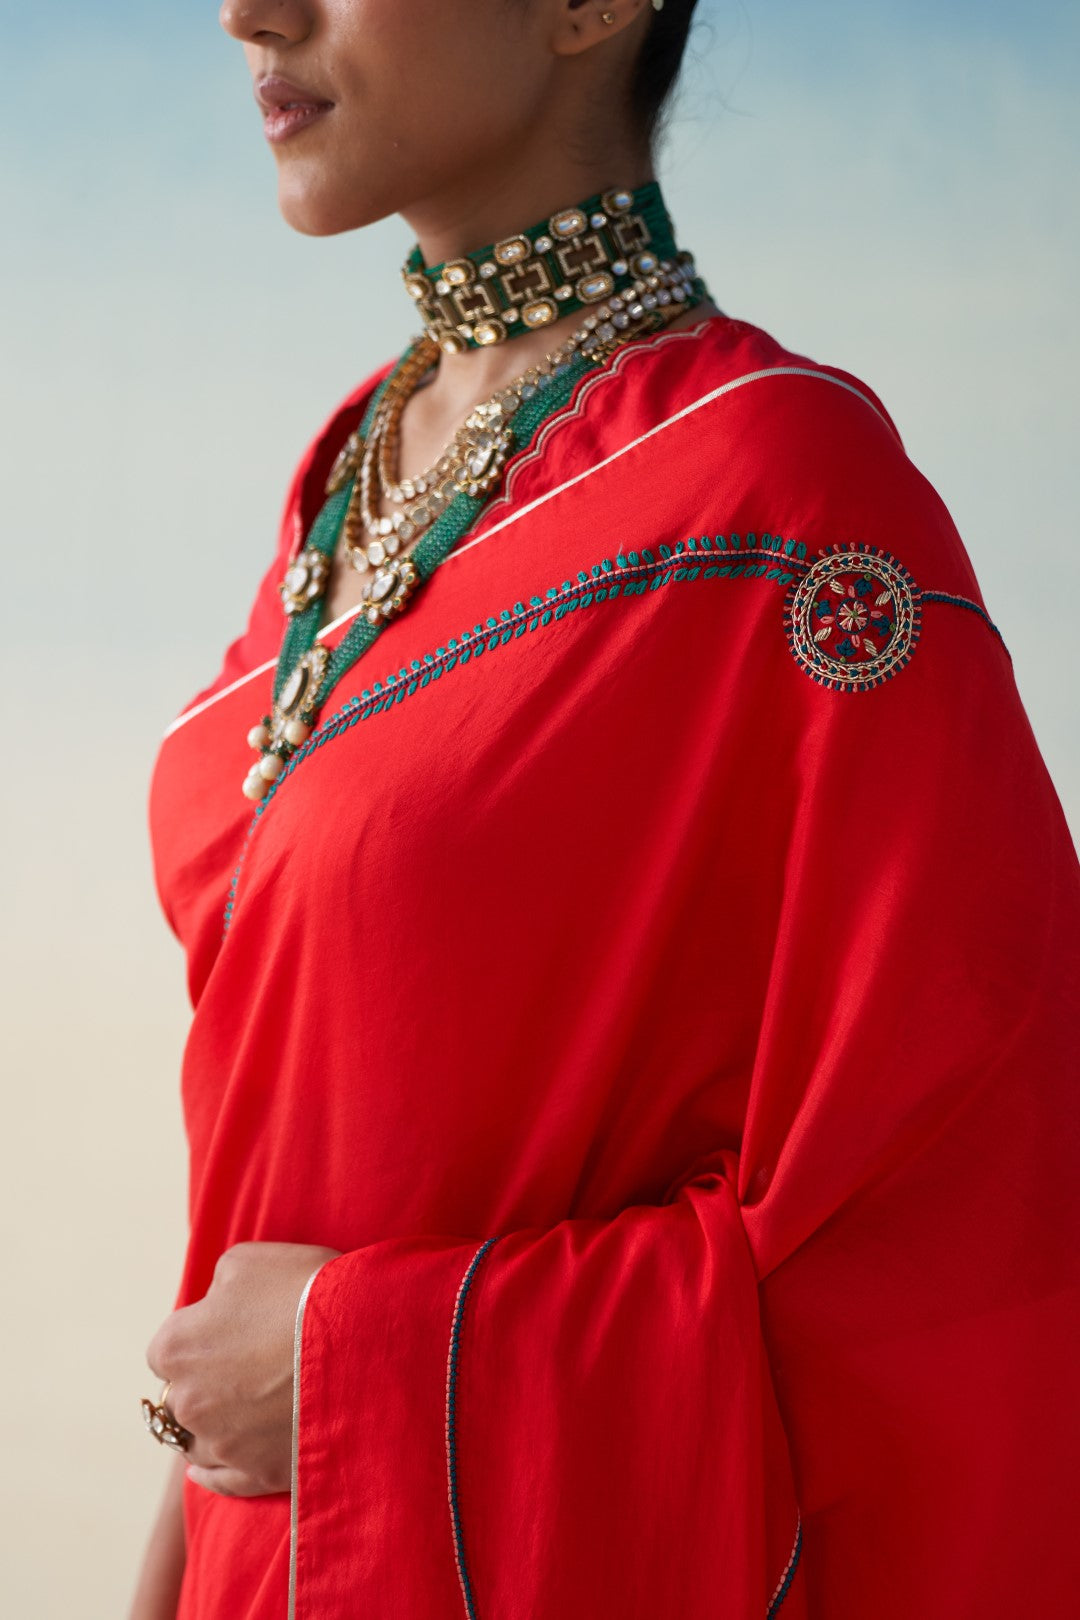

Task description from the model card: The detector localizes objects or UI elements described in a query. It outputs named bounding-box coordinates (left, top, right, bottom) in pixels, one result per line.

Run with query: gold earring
left=601, top=9, right=616, bottom=21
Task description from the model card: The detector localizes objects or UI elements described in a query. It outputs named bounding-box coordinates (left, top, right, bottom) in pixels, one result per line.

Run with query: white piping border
left=161, top=363, right=892, bottom=742
left=446, top=365, right=895, bottom=573
left=159, top=599, right=365, bottom=741
left=161, top=657, right=276, bottom=740
left=288, top=1260, right=334, bottom=1620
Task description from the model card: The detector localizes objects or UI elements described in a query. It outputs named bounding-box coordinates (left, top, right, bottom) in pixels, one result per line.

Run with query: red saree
left=149, top=311, right=1080, bottom=1620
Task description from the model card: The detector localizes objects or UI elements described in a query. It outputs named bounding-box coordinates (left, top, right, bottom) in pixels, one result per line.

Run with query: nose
left=219, top=0, right=311, bottom=44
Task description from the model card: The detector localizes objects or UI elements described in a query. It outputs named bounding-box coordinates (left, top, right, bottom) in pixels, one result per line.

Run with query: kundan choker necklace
left=401, top=180, right=682, bottom=353
left=239, top=181, right=712, bottom=807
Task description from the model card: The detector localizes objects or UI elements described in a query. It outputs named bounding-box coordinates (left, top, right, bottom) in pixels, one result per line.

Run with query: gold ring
left=141, top=1379, right=194, bottom=1453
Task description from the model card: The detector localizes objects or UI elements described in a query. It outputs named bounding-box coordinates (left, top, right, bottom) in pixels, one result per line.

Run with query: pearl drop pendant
left=240, top=646, right=329, bottom=801
left=242, top=763, right=269, bottom=802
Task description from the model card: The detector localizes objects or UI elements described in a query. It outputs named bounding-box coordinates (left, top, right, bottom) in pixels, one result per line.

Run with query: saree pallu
left=149, top=312, right=1080, bottom=1619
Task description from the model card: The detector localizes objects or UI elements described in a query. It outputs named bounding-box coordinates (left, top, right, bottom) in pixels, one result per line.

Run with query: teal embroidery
left=222, top=534, right=803, bottom=935
left=349, top=533, right=804, bottom=718
left=922, top=589, right=1006, bottom=649
left=447, top=1237, right=504, bottom=1620
left=221, top=531, right=1005, bottom=936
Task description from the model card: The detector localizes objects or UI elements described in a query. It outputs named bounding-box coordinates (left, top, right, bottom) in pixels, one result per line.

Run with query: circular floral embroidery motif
left=783, top=544, right=922, bottom=692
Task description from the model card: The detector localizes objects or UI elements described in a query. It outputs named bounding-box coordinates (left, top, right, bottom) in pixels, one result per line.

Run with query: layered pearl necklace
left=242, top=183, right=712, bottom=802
left=339, top=253, right=701, bottom=595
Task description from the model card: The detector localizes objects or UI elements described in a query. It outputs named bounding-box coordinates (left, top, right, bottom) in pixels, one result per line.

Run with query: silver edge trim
left=288, top=1262, right=333, bottom=1620
left=446, top=1240, right=495, bottom=1619
left=767, top=1511, right=803, bottom=1617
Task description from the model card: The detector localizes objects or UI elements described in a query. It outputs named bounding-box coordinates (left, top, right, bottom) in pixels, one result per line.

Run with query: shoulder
left=642, top=315, right=996, bottom=626
left=613, top=315, right=1010, bottom=705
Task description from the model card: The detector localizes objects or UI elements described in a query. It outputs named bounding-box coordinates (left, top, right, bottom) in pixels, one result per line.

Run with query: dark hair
left=631, top=0, right=700, bottom=147
left=511, top=0, right=701, bottom=150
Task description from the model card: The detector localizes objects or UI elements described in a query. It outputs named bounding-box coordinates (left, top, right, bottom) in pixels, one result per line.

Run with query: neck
left=397, top=154, right=661, bottom=410
left=401, top=148, right=655, bottom=271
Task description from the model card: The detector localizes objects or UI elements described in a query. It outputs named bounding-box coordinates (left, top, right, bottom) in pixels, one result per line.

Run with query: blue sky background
left=2, top=3, right=1077, bottom=1611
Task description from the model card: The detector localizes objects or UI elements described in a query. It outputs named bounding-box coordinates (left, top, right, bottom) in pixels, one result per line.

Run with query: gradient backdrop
left=2, top=2, right=1077, bottom=1612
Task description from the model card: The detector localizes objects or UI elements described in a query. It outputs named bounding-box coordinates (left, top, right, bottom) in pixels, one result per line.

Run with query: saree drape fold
left=294, top=1151, right=801, bottom=1619
left=149, top=313, right=1080, bottom=1620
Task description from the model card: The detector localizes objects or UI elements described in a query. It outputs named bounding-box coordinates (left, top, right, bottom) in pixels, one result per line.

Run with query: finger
left=146, top=1302, right=197, bottom=1379
left=178, top=1431, right=217, bottom=1471
left=158, top=1382, right=197, bottom=1440
left=185, top=1464, right=239, bottom=1497
left=151, top=1383, right=213, bottom=1469
left=185, top=1464, right=268, bottom=1499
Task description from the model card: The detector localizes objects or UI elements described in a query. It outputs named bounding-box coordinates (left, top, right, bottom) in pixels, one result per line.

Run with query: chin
left=277, top=185, right=360, bottom=237
left=275, top=167, right=388, bottom=238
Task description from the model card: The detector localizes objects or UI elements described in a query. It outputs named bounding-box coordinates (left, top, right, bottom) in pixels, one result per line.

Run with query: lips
left=256, top=74, right=333, bottom=113
left=255, top=75, right=334, bottom=143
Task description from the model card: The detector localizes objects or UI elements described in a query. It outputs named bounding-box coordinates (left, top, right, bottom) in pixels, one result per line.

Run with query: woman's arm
left=126, top=1453, right=186, bottom=1620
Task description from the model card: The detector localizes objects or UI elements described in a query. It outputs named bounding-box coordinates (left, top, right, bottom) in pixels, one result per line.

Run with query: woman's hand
left=146, top=1241, right=341, bottom=1498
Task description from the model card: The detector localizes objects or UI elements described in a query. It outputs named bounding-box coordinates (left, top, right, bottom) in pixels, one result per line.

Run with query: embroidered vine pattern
left=222, top=532, right=1003, bottom=935
left=223, top=533, right=804, bottom=933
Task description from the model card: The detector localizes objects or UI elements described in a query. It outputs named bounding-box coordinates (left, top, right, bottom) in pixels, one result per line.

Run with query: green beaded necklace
left=241, top=182, right=710, bottom=802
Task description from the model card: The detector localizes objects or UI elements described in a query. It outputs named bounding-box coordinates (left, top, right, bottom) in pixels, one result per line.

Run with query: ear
left=550, top=0, right=652, bottom=58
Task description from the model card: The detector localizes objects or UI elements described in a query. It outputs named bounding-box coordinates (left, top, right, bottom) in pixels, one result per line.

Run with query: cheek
left=337, top=0, right=539, bottom=151
left=276, top=11, right=547, bottom=235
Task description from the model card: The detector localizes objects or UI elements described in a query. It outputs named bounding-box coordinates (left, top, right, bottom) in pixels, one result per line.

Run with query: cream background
left=1, top=1, right=1077, bottom=1612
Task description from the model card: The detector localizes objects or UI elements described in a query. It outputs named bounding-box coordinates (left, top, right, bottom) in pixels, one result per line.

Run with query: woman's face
left=219, top=0, right=586, bottom=238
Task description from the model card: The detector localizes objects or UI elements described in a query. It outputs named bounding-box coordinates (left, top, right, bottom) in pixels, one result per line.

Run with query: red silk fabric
left=149, top=313, right=1080, bottom=1619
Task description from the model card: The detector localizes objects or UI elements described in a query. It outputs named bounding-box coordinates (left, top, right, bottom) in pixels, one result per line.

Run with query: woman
left=130, top=1, right=1080, bottom=1617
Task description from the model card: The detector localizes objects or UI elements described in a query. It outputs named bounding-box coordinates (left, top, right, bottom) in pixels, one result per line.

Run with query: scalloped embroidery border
left=445, top=365, right=902, bottom=578
left=477, top=317, right=724, bottom=528
left=473, top=328, right=904, bottom=537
